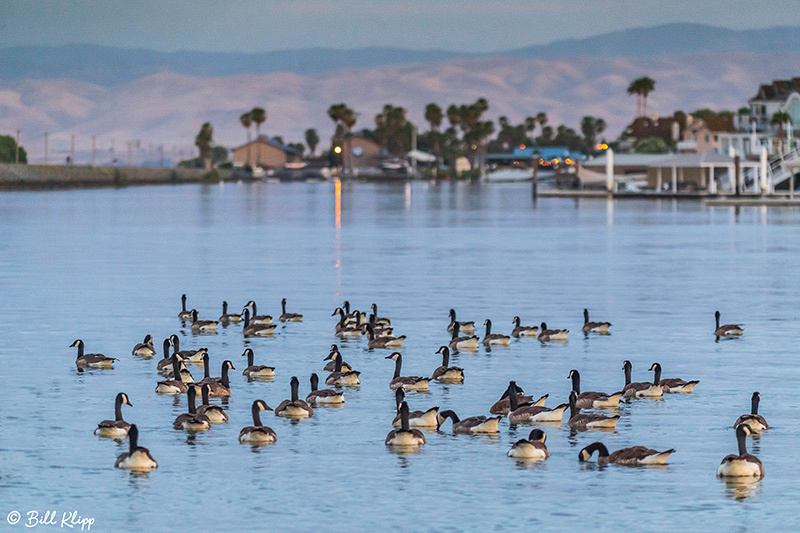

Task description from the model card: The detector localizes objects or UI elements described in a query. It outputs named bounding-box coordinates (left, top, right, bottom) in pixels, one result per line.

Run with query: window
left=705, top=134, right=710, bottom=142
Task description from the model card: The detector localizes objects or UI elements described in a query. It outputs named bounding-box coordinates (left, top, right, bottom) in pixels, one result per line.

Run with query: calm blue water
left=0, top=180, right=798, bottom=531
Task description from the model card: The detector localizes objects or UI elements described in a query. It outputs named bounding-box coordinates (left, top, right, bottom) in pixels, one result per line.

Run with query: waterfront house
left=232, top=135, right=303, bottom=168
left=339, top=134, right=383, bottom=170
left=677, top=115, right=735, bottom=153
left=718, top=77, right=800, bottom=156
left=623, top=113, right=684, bottom=149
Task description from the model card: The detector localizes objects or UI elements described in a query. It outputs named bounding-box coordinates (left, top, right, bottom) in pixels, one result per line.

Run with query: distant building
left=718, top=77, right=800, bottom=156
left=677, top=115, right=735, bottom=153
left=232, top=136, right=303, bottom=168
left=747, top=77, right=800, bottom=132
left=338, top=134, right=383, bottom=169
left=623, top=113, right=685, bottom=148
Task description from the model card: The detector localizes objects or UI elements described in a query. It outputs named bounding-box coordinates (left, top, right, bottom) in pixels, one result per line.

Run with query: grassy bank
left=0, top=164, right=234, bottom=190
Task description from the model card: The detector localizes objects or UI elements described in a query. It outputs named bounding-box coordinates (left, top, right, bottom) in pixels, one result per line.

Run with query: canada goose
left=386, top=352, right=430, bottom=391
left=242, top=309, right=277, bottom=337
left=651, top=362, right=699, bottom=393
left=204, top=360, right=234, bottom=397
left=431, top=346, right=464, bottom=383
left=190, top=310, right=218, bottom=334
left=279, top=298, right=303, bottom=322
left=490, top=384, right=548, bottom=415
left=71, top=339, right=116, bottom=369
left=239, top=400, right=277, bottom=444
left=275, top=376, right=314, bottom=418
left=391, top=389, right=438, bottom=427
left=173, top=386, right=211, bottom=432
left=196, top=383, right=228, bottom=423
left=386, top=402, right=426, bottom=447
left=323, top=345, right=353, bottom=372
left=332, top=307, right=362, bottom=337
left=507, top=381, right=568, bottom=423
left=715, top=311, right=743, bottom=337
left=306, top=373, right=345, bottom=405
left=582, top=309, right=611, bottom=333
left=734, top=392, right=769, bottom=433
left=511, top=316, right=539, bottom=338
left=324, top=351, right=361, bottom=386
left=538, top=322, right=568, bottom=342
left=161, top=359, right=194, bottom=384
left=169, top=334, right=208, bottom=364
left=448, top=322, right=479, bottom=351
left=244, top=300, right=272, bottom=324
left=507, top=429, right=549, bottom=460
left=368, top=314, right=394, bottom=337
left=132, top=334, right=156, bottom=357
left=242, top=348, right=275, bottom=378
left=342, top=300, right=365, bottom=324
left=156, top=338, right=178, bottom=371
left=114, top=425, right=157, bottom=471
left=447, top=309, right=475, bottom=335
left=568, top=391, right=620, bottom=429
left=437, top=410, right=501, bottom=434
left=482, top=319, right=511, bottom=347
left=579, top=442, right=675, bottom=465
left=621, top=360, right=663, bottom=398
left=178, top=294, right=193, bottom=321
left=567, top=369, right=622, bottom=408
left=155, top=356, right=189, bottom=394
left=219, top=301, right=242, bottom=324
left=365, top=324, right=406, bottom=349
left=370, top=303, right=391, bottom=326
left=95, top=392, right=133, bottom=439
left=717, top=425, right=764, bottom=478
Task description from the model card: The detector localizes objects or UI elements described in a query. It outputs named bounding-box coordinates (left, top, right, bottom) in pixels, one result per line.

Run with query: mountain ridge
left=3, top=23, right=800, bottom=86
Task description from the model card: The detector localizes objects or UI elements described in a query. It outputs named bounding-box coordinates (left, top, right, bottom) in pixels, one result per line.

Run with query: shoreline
left=0, top=163, right=236, bottom=191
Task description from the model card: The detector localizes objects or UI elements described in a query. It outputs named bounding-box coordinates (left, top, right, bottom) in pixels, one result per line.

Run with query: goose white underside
left=132, top=347, right=156, bottom=357
left=717, top=460, right=762, bottom=477
left=740, top=419, right=767, bottom=433
left=180, top=420, right=210, bottom=432
left=518, top=329, right=539, bottom=337
left=394, top=381, right=430, bottom=392
left=239, top=429, right=276, bottom=444
left=95, top=426, right=129, bottom=439
left=155, top=383, right=184, bottom=394
left=327, top=375, right=361, bottom=387
left=87, top=361, right=115, bottom=369
left=313, top=394, right=345, bottom=405
left=635, top=385, right=664, bottom=398
left=435, top=369, right=464, bottom=382
left=638, top=451, right=674, bottom=464
left=592, top=395, right=622, bottom=408
left=116, top=451, right=157, bottom=471
left=532, top=407, right=568, bottom=422
left=469, top=418, right=500, bottom=433
left=395, top=410, right=438, bottom=428
left=386, top=432, right=425, bottom=447
left=665, top=383, right=698, bottom=393
left=587, top=418, right=619, bottom=428
left=455, top=338, right=479, bottom=349
left=201, top=409, right=228, bottom=424
left=507, top=442, right=547, bottom=460
left=276, top=406, right=312, bottom=418
left=485, top=338, right=511, bottom=346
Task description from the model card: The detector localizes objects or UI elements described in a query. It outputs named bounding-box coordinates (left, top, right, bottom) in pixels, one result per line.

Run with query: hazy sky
left=4, top=0, right=800, bottom=52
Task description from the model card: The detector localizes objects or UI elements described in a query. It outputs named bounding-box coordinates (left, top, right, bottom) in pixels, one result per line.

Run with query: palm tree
left=771, top=111, right=792, bottom=153
left=639, top=77, right=656, bottom=117
left=305, top=128, right=319, bottom=157
left=628, top=77, right=656, bottom=118
left=239, top=111, right=252, bottom=167
left=425, top=103, right=443, bottom=171
left=195, top=122, right=214, bottom=170
left=250, top=107, right=266, bottom=137
left=327, top=103, right=357, bottom=172
left=627, top=79, right=643, bottom=117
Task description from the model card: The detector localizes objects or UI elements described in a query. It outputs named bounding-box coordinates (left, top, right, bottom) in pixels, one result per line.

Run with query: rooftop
left=751, top=77, right=800, bottom=102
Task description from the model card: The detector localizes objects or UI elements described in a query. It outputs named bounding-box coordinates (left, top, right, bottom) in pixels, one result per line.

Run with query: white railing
left=767, top=146, right=800, bottom=189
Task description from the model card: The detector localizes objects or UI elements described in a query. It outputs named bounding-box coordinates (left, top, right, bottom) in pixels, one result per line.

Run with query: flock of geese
left=76, top=298, right=764, bottom=480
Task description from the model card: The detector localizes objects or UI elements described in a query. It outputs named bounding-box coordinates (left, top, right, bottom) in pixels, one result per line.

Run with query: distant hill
left=5, top=51, right=798, bottom=164
left=2, top=23, right=800, bottom=86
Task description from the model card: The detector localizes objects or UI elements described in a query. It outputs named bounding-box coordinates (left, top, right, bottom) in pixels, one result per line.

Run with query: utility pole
left=15, top=129, right=20, bottom=163
left=44, top=132, right=48, bottom=164
left=91, top=135, right=96, bottom=166
left=70, top=134, right=75, bottom=165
